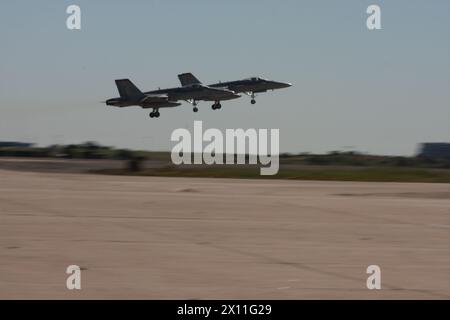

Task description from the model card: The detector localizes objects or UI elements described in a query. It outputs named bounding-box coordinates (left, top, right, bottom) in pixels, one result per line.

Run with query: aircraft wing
left=202, top=86, right=235, bottom=95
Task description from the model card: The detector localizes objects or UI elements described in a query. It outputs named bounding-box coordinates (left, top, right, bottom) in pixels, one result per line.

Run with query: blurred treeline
left=0, top=142, right=154, bottom=161
left=279, top=151, right=450, bottom=169
left=0, top=142, right=449, bottom=168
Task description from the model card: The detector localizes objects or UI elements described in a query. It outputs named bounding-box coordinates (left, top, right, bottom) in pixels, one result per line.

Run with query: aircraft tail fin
left=178, top=73, right=202, bottom=86
left=115, top=79, right=144, bottom=99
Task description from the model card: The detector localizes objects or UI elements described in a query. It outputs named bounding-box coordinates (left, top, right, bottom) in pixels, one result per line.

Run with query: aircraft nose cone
left=272, top=81, right=292, bottom=89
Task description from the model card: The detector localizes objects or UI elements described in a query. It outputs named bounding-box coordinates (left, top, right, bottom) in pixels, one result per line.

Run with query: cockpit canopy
left=247, top=77, right=267, bottom=82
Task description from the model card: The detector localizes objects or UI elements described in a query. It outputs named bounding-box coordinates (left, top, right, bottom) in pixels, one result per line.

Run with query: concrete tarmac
left=0, top=169, right=449, bottom=299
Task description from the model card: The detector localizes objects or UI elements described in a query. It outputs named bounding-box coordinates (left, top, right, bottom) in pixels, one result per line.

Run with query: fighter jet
left=144, top=73, right=240, bottom=112
left=105, top=74, right=291, bottom=118
left=178, top=73, right=292, bottom=105
left=105, top=77, right=240, bottom=118
left=105, top=79, right=181, bottom=118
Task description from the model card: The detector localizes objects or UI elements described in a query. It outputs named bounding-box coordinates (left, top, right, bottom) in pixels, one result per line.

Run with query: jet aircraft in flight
left=178, top=73, right=292, bottom=105
left=105, top=74, right=292, bottom=118
left=145, top=73, right=240, bottom=112
left=106, top=78, right=239, bottom=118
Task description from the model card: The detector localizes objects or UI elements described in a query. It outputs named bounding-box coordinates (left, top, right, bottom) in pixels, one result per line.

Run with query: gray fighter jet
left=106, top=77, right=240, bottom=118
left=105, top=79, right=181, bottom=118
left=145, top=73, right=240, bottom=112
left=178, top=73, right=292, bottom=105
left=105, top=74, right=291, bottom=118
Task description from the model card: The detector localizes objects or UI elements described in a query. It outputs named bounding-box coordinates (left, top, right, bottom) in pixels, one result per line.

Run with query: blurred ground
left=0, top=160, right=449, bottom=299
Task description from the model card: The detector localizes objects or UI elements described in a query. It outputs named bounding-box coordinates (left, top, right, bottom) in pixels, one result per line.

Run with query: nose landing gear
left=188, top=100, right=199, bottom=112
left=250, top=92, right=256, bottom=104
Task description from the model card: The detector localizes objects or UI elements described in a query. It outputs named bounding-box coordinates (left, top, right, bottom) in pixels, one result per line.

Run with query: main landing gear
left=149, top=109, right=160, bottom=118
left=211, top=101, right=222, bottom=110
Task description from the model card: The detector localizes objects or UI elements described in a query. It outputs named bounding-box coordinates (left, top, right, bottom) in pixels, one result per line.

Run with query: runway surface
left=0, top=169, right=449, bottom=299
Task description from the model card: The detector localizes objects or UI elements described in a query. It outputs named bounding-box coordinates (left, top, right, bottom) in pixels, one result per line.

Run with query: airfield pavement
left=0, top=165, right=449, bottom=299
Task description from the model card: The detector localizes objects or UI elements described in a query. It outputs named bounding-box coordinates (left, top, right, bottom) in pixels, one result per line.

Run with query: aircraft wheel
left=251, top=99, right=256, bottom=105
left=211, top=104, right=216, bottom=110
left=217, top=103, right=222, bottom=109
left=193, top=107, right=199, bottom=113
left=155, top=111, right=160, bottom=118
left=149, top=112, right=154, bottom=118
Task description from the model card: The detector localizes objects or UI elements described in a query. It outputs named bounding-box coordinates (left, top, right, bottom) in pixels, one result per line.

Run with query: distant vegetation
left=1, top=143, right=449, bottom=169
left=279, top=151, right=450, bottom=169
left=0, top=142, right=155, bottom=161
left=1, top=142, right=450, bottom=182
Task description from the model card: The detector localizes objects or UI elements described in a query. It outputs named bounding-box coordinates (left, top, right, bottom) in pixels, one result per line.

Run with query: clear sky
left=1, top=0, right=449, bottom=155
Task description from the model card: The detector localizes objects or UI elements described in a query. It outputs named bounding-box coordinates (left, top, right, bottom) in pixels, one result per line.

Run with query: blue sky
left=0, top=0, right=449, bottom=155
